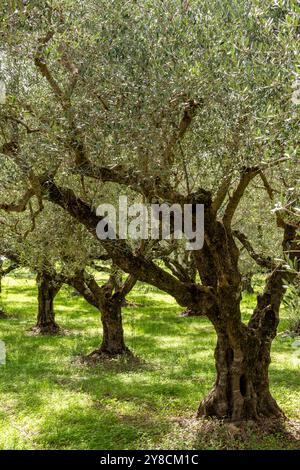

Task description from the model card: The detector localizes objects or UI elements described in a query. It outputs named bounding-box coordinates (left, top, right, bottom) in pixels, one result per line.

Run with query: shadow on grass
left=0, top=274, right=299, bottom=450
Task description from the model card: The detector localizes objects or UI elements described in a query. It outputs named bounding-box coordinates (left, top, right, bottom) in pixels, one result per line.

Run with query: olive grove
left=0, top=0, right=299, bottom=422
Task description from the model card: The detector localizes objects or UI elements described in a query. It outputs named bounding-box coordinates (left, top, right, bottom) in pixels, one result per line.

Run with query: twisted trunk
left=68, top=270, right=134, bottom=358
left=88, top=295, right=130, bottom=357
left=198, top=265, right=286, bottom=422
left=197, top=328, right=282, bottom=421
left=33, top=272, right=61, bottom=334
left=41, top=177, right=296, bottom=418
left=195, top=218, right=286, bottom=422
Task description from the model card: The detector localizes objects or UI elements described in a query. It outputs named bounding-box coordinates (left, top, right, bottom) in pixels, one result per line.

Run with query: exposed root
left=28, top=323, right=63, bottom=336
left=79, top=347, right=134, bottom=364
left=179, top=308, right=206, bottom=317
left=197, top=386, right=284, bottom=423
left=168, top=416, right=300, bottom=449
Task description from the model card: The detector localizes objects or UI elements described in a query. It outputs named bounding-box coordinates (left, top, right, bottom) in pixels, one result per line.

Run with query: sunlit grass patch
left=0, top=273, right=299, bottom=450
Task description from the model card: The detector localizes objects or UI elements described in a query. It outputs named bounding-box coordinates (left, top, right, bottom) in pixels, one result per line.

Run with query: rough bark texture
left=197, top=329, right=283, bottom=421
left=66, top=269, right=135, bottom=359
left=195, top=218, right=287, bottom=422
left=242, top=273, right=254, bottom=294
left=87, top=296, right=131, bottom=358
left=32, top=272, right=61, bottom=334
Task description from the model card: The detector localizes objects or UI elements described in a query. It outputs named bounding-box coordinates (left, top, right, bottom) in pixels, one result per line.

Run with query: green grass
left=0, top=272, right=299, bottom=450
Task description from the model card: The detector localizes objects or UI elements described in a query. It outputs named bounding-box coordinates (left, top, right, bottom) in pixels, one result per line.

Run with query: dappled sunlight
left=0, top=274, right=299, bottom=449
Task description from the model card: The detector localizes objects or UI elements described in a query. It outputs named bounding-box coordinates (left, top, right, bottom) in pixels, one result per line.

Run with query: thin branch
left=212, top=175, right=232, bottom=214
left=223, top=167, right=259, bottom=226
left=22, top=199, right=44, bottom=239
left=2, top=115, right=40, bottom=134
left=34, top=31, right=67, bottom=105
left=0, top=188, right=35, bottom=213
left=162, top=99, right=200, bottom=165
left=233, top=230, right=276, bottom=270
left=120, top=274, right=137, bottom=298
left=220, top=157, right=296, bottom=225
left=179, top=143, right=190, bottom=194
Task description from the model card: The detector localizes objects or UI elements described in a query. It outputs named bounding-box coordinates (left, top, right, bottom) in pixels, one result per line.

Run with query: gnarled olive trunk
left=68, top=271, right=134, bottom=359
left=197, top=329, right=282, bottom=421
left=33, top=272, right=61, bottom=334
left=98, top=297, right=130, bottom=355
left=198, top=269, right=286, bottom=422
left=194, top=217, right=287, bottom=422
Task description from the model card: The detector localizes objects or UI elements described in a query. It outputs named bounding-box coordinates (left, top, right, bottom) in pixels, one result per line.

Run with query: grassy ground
left=0, top=272, right=299, bottom=450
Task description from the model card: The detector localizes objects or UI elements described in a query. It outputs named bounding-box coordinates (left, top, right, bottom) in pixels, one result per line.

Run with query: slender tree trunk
left=0, top=261, right=2, bottom=294
left=33, top=272, right=61, bottom=334
left=242, top=273, right=254, bottom=294
left=0, top=264, right=7, bottom=319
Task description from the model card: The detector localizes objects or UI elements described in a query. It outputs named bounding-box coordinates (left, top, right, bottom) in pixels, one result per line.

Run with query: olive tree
left=0, top=0, right=299, bottom=421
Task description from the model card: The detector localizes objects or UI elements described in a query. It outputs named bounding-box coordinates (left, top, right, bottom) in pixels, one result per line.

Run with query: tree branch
left=163, top=99, right=200, bottom=165
left=0, top=188, right=35, bottom=213
left=233, top=230, right=276, bottom=270
left=40, top=176, right=215, bottom=308
left=223, top=167, right=259, bottom=227
left=212, top=175, right=232, bottom=214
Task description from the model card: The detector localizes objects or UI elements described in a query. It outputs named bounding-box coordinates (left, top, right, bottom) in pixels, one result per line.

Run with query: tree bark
left=66, top=270, right=133, bottom=359
left=41, top=177, right=295, bottom=418
left=195, top=220, right=285, bottom=422
left=88, top=296, right=131, bottom=358
left=242, top=273, right=254, bottom=294
left=197, top=328, right=283, bottom=421
left=33, top=272, right=61, bottom=334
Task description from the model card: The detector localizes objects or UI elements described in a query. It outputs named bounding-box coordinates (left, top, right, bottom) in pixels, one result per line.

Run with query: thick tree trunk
left=0, top=266, right=8, bottom=319
left=67, top=271, right=133, bottom=360
left=194, top=219, right=285, bottom=423
left=88, top=297, right=131, bottom=358
left=197, top=329, right=283, bottom=422
left=66, top=271, right=134, bottom=362
left=33, top=272, right=61, bottom=334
